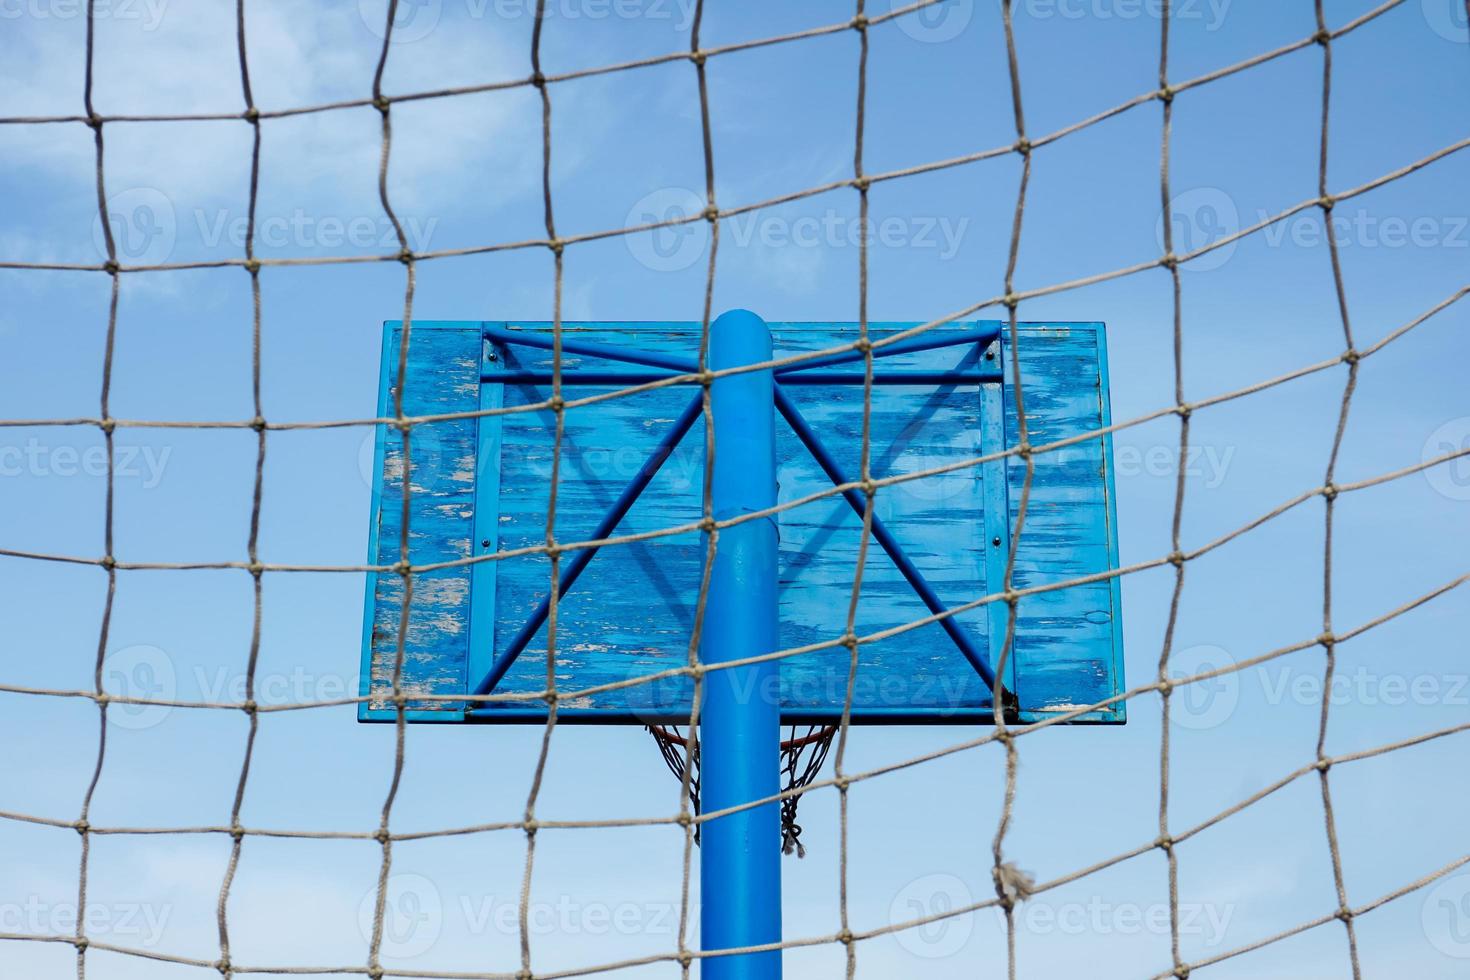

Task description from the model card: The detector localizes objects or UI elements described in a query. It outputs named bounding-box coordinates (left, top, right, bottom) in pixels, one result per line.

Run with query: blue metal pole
left=702, top=309, right=782, bottom=980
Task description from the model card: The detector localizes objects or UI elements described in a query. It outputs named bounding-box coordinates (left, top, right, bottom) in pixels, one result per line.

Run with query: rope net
left=1, top=1, right=1468, bottom=978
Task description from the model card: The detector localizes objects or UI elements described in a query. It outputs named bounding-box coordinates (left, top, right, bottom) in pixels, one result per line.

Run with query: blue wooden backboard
left=360, top=321, right=1124, bottom=725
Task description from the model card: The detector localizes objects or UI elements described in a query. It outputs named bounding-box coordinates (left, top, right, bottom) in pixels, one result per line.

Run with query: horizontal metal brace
left=483, top=369, right=1002, bottom=386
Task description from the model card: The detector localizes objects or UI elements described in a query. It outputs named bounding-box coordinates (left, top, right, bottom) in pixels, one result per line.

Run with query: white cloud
left=0, top=0, right=602, bottom=264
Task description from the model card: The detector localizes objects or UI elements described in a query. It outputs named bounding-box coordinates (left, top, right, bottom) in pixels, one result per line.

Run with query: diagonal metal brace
left=468, top=392, right=706, bottom=699
left=773, top=385, right=1015, bottom=708
left=483, top=323, right=696, bottom=372
left=773, top=324, right=1002, bottom=375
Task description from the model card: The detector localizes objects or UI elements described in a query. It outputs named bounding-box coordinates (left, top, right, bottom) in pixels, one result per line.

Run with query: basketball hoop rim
left=647, top=723, right=838, bottom=753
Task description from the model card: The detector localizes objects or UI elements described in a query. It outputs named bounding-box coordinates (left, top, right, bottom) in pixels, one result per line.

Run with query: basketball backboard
left=359, top=320, right=1124, bottom=725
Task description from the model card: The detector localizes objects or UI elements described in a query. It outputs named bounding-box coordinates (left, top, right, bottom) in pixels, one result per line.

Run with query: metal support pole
left=701, top=309, right=782, bottom=980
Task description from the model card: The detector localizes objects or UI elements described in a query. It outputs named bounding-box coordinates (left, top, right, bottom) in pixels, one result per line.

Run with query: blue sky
left=2, top=1, right=1469, bottom=977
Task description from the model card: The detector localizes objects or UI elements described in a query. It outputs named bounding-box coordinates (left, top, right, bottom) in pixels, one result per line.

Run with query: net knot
left=1175, top=403, right=1192, bottom=420
left=1173, top=967, right=1191, bottom=980
left=1316, top=757, right=1333, bottom=773
left=392, top=692, right=409, bottom=708
left=1313, top=28, right=1331, bottom=46
left=850, top=13, right=869, bottom=30
left=837, top=928, right=854, bottom=945
left=699, top=516, right=717, bottom=533
left=1160, top=253, right=1180, bottom=271
left=853, top=337, right=873, bottom=353
left=543, top=689, right=559, bottom=705
left=1322, top=482, right=1339, bottom=501
left=1003, top=589, right=1020, bottom=606
left=391, top=418, right=411, bottom=433
left=372, top=95, right=390, bottom=114
left=230, top=824, right=246, bottom=841
left=248, top=561, right=265, bottom=577
left=215, top=958, right=231, bottom=976
left=852, top=175, right=872, bottom=193
left=1335, top=905, right=1353, bottom=923
left=834, top=775, right=851, bottom=792
left=523, top=819, right=540, bottom=836
left=1317, top=631, right=1336, bottom=649
left=98, top=417, right=116, bottom=434
left=1318, top=193, right=1336, bottom=211
left=374, top=828, right=390, bottom=844
left=244, top=258, right=261, bottom=275
left=688, top=51, right=707, bottom=67
left=75, top=819, right=91, bottom=834
left=242, top=106, right=260, bottom=123
left=547, top=239, right=565, bottom=256
left=531, top=71, right=546, bottom=89
left=1013, top=137, right=1032, bottom=155
left=396, top=248, right=413, bottom=265
left=367, top=968, right=385, bottom=980
left=701, top=205, right=718, bottom=223
left=677, top=951, right=694, bottom=968
left=392, top=559, right=412, bottom=576
left=1340, top=348, right=1360, bottom=366
left=1157, top=678, right=1173, bottom=697
left=993, top=862, right=1035, bottom=905
left=676, top=811, right=693, bottom=827
left=1159, top=85, right=1175, bottom=104
left=1168, top=551, right=1186, bottom=568
left=86, top=113, right=103, bottom=130
left=103, top=259, right=120, bottom=275
left=95, top=691, right=111, bottom=706
left=241, top=699, right=258, bottom=715
left=100, top=555, right=117, bottom=570
left=1016, top=440, right=1033, bottom=458
left=840, top=631, right=859, bottom=651
left=547, top=394, right=565, bottom=411
left=1155, top=834, right=1174, bottom=852
left=73, top=936, right=90, bottom=950
left=250, top=415, right=267, bottom=432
